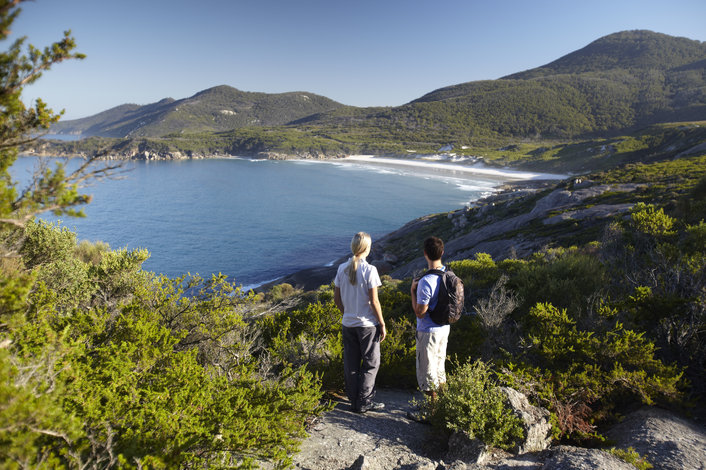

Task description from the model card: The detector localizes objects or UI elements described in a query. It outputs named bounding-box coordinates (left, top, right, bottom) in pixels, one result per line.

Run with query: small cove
left=13, top=155, right=561, bottom=288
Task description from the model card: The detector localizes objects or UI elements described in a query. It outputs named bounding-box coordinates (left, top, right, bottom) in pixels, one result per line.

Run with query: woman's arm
left=368, top=286, right=386, bottom=341
left=334, top=286, right=344, bottom=313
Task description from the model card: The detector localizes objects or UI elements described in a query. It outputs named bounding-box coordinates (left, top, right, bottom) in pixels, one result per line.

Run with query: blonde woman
left=334, top=232, right=387, bottom=413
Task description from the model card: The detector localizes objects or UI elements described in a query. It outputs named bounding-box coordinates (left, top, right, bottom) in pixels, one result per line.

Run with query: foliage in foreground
left=2, top=221, right=328, bottom=468
left=0, top=2, right=329, bottom=466
left=502, top=302, right=683, bottom=442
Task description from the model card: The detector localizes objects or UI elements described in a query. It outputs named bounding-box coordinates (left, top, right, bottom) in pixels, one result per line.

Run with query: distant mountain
left=46, top=30, right=706, bottom=157
left=389, top=30, right=706, bottom=137
left=51, top=85, right=346, bottom=138
left=505, top=30, right=706, bottom=78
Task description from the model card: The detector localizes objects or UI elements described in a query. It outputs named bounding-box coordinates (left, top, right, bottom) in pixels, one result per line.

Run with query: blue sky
left=12, top=0, right=706, bottom=119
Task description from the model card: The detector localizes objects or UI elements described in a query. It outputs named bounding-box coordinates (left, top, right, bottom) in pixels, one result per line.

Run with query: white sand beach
left=342, top=155, right=567, bottom=182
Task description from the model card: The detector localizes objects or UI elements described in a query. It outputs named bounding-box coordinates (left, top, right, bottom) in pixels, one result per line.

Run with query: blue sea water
left=12, top=156, right=504, bottom=288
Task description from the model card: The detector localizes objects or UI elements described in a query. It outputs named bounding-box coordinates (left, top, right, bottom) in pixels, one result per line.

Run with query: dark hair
left=423, top=236, right=444, bottom=261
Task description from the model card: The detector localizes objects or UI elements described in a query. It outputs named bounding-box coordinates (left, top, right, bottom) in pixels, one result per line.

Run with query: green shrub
left=425, top=359, right=524, bottom=450
left=449, top=253, right=500, bottom=290
left=607, top=447, right=653, bottom=470
left=684, top=220, right=706, bottom=253
left=266, top=282, right=298, bottom=303
left=513, top=248, right=606, bottom=316
left=378, top=278, right=412, bottom=320
left=2, top=222, right=327, bottom=468
left=75, top=239, right=110, bottom=265
left=630, top=203, right=675, bottom=236
left=20, top=220, right=78, bottom=268
left=677, top=175, right=706, bottom=224
left=446, top=313, right=486, bottom=365
left=377, top=315, right=417, bottom=387
left=503, top=302, right=683, bottom=442
left=262, top=300, right=344, bottom=388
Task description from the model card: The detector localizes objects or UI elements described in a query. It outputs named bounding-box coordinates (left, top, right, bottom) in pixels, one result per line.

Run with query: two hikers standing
left=334, top=232, right=459, bottom=413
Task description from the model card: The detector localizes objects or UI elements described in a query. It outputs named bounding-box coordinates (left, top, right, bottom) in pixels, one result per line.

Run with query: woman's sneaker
left=356, top=401, right=385, bottom=413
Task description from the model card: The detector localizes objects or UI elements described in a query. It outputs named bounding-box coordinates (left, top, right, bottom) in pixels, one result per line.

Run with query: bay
left=13, top=156, right=506, bottom=288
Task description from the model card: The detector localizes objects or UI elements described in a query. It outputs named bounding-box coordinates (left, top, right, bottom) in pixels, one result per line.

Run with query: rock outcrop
left=499, top=387, right=552, bottom=454
left=384, top=182, right=642, bottom=281
left=267, top=180, right=645, bottom=291
left=605, top=407, right=706, bottom=470
left=287, top=390, right=706, bottom=470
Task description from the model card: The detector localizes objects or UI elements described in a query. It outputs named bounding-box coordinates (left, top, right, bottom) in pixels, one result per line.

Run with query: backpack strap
left=422, top=268, right=450, bottom=326
left=424, top=267, right=446, bottom=278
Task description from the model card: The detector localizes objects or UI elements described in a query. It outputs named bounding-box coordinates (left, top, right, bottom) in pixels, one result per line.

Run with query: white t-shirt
left=334, top=258, right=382, bottom=328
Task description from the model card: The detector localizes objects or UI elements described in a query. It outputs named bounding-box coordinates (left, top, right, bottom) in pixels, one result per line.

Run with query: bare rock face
left=347, top=454, right=436, bottom=470
left=386, top=182, right=644, bottom=280
left=449, top=446, right=640, bottom=470
left=444, top=432, right=493, bottom=465
left=499, top=387, right=552, bottom=454
left=284, top=388, right=706, bottom=470
left=290, top=389, right=440, bottom=470
left=540, top=445, right=637, bottom=470
left=605, top=407, right=706, bottom=470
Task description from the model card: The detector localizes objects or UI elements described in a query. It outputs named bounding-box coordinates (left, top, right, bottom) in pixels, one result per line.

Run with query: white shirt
left=334, top=258, right=382, bottom=328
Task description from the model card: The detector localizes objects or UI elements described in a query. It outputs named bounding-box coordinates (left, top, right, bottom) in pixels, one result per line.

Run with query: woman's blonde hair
left=345, top=232, right=371, bottom=285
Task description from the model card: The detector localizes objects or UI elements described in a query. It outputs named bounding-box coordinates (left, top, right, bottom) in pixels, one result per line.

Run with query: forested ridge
left=49, top=86, right=345, bottom=139
left=41, top=30, right=706, bottom=163
left=3, top=2, right=706, bottom=468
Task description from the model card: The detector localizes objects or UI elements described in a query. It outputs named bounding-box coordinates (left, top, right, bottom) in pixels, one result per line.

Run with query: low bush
left=261, top=300, right=344, bottom=389
left=502, top=302, right=683, bottom=442
left=607, top=447, right=653, bottom=470
left=512, top=247, right=606, bottom=316
left=377, top=315, right=417, bottom=387
left=424, top=359, right=524, bottom=450
left=630, top=203, right=675, bottom=236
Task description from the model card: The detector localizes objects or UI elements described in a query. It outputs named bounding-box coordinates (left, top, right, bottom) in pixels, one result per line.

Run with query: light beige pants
left=416, top=328, right=449, bottom=392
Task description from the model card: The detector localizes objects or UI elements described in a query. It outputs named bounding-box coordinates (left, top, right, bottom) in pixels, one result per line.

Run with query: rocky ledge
left=287, top=389, right=706, bottom=470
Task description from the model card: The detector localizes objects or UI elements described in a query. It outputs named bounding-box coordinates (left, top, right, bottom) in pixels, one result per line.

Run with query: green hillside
left=251, top=30, right=704, bottom=148
left=51, top=85, right=346, bottom=138
left=36, top=30, right=706, bottom=173
left=383, top=31, right=706, bottom=138
left=506, top=30, right=706, bottom=77
left=46, top=30, right=706, bottom=158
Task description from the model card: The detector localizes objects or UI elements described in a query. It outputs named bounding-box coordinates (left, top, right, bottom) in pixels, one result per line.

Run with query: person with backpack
left=410, top=236, right=463, bottom=402
left=334, top=232, right=387, bottom=413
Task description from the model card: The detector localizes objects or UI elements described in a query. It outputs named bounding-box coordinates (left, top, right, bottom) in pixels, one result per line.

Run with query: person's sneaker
left=356, top=401, right=385, bottom=413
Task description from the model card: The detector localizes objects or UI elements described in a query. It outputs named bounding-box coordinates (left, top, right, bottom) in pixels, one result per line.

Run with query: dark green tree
left=0, top=0, right=123, bottom=232
left=0, top=3, right=327, bottom=468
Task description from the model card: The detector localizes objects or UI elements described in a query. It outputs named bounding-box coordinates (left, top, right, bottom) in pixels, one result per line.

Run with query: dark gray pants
left=342, top=325, right=380, bottom=410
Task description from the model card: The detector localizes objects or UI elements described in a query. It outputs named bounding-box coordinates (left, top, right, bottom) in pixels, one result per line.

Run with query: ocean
left=12, top=156, right=512, bottom=288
